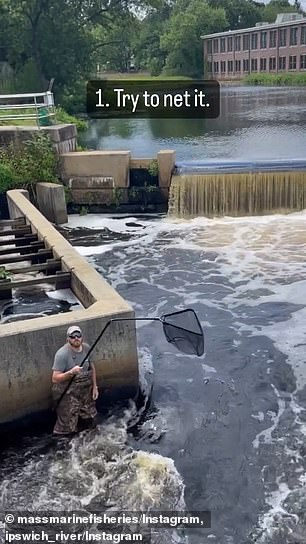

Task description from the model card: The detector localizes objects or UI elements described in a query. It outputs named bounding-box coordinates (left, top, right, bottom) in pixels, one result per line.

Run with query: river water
left=80, top=86, right=306, bottom=160
left=1, top=87, right=306, bottom=544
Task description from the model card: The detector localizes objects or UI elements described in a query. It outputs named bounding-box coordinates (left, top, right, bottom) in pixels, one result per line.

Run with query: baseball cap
left=67, top=325, right=82, bottom=336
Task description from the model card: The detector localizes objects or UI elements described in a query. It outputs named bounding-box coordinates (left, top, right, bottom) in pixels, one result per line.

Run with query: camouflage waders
left=52, top=370, right=97, bottom=435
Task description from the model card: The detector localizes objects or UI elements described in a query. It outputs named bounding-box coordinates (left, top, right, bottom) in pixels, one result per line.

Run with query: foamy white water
left=59, top=211, right=306, bottom=543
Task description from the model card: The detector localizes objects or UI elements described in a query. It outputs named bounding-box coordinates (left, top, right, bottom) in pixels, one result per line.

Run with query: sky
left=262, top=0, right=306, bottom=9
left=269, top=0, right=306, bottom=9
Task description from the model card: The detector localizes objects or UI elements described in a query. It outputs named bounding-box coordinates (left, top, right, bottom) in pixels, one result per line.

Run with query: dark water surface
left=1, top=88, right=306, bottom=544
left=81, top=86, right=306, bottom=160
left=2, top=213, right=304, bottom=543
left=59, top=213, right=306, bottom=544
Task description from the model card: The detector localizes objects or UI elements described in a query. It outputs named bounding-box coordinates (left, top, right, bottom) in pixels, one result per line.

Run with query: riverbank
left=0, top=106, right=87, bottom=131
left=243, top=72, right=306, bottom=86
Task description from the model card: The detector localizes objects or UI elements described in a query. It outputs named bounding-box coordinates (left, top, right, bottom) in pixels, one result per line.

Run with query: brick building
left=201, top=13, right=306, bottom=80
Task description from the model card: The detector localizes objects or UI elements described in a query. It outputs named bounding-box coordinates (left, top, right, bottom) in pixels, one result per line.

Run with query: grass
left=94, top=71, right=193, bottom=80
left=0, top=106, right=87, bottom=131
left=244, top=72, right=306, bottom=86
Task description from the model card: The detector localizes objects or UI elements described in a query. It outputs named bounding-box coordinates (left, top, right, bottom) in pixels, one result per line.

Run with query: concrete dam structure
left=58, top=147, right=306, bottom=218
left=169, top=159, right=306, bottom=217
left=3, top=124, right=305, bottom=219
left=0, top=189, right=139, bottom=430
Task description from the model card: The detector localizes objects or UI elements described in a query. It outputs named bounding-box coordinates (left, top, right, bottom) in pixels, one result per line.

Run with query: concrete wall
left=0, top=124, right=77, bottom=154
left=60, top=149, right=175, bottom=205
left=36, top=182, right=68, bottom=225
left=60, top=150, right=131, bottom=187
left=2, top=190, right=139, bottom=427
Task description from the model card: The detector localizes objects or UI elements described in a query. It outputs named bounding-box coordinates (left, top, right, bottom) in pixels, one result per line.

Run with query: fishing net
left=161, top=309, right=204, bottom=356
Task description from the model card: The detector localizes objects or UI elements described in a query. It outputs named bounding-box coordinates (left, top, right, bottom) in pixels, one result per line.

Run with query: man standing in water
left=52, top=325, right=99, bottom=435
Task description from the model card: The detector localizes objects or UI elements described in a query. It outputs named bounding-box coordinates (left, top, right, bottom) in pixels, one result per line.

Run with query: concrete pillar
left=42, top=124, right=77, bottom=154
left=157, top=150, right=176, bottom=187
left=36, top=182, right=68, bottom=225
left=7, top=189, right=29, bottom=219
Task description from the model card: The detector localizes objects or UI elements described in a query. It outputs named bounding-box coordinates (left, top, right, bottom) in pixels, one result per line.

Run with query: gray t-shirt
left=52, top=343, right=91, bottom=372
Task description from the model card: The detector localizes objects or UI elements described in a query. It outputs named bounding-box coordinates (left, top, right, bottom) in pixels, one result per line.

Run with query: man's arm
left=52, top=348, right=82, bottom=383
left=52, top=366, right=81, bottom=384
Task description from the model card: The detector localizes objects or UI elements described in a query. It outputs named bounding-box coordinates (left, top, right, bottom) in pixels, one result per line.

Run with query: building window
left=214, top=61, right=219, bottom=73
left=228, top=60, right=233, bottom=72
left=260, top=31, right=267, bottom=49
left=290, top=27, right=298, bottom=46
left=213, top=39, right=219, bottom=53
left=235, top=59, right=241, bottom=72
left=301, top=26, right=306, bottom=44
left=227, top=36, right=233, bottom=51
left=243, top=34, right=250, bottom=50
left=207, top=40, right=212, bottom=54
left=220, top=38, right=226, bottom=52
left=260, top=58, right=267, bottom=71
left=207, top=61, right=212, bottom=73
left=243, top=59, right=249, bottom=72
left=235, top=35, right=241, bottom=51
left=279, top=28, right=286, bottom=47
left=269, top=30, right=276, bottom=48
left=279, top=56, right=286, bottom=70
left=269, top=57, right=276, bottom=71
left=251, top=58, right=257, bottom=71
left=251, top=33, right=258, bottom=49
left=289, top=55, right=297, bottom=69
left=300, top=54, right=306, bottom=69
left=221, top=61, right=226, bottom=73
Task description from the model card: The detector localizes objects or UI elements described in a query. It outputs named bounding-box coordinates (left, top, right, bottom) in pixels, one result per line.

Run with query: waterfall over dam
left=169, top=159, right=306, bottom=217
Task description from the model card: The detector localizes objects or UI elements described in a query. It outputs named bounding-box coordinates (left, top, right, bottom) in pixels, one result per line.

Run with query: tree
left=1, top=0, right=154, bottom=93
left=206, top=0, right=265, bottom=30
left=161, top=0, right=227, bottom=77
left=92, top=13, right=140, bottom=72
left=133, top=2, right=173, bottom=74
left=262, top=0, right=299, bottom=23
left=294, top=0, right=302, bottom=11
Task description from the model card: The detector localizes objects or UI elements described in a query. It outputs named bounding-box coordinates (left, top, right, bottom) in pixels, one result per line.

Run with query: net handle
left=54, top=310, right=203, bottom=409
left=54, top=317, right=161, bottom=409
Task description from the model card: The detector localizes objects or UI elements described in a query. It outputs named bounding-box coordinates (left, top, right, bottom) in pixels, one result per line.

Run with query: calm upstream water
left=1, top=87, right=306, bottom=544
left=80, top=86, right=306, bottom=160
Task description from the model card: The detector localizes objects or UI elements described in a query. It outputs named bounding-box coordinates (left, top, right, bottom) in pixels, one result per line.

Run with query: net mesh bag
left=161, top=309, right=204, bottom=356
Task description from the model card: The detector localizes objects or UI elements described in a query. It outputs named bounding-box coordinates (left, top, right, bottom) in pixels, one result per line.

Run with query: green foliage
left=0, top=0, right=156, bottom=101
left=0, top=133, right=59, bottom=196
left=112, top=187, right=124, bottom=208
left=4, top=0, right=302, bottom=111
left=9, top=60, right=42, bottom=93
left=0, top=267, right=12, bottom=280
left=149, top=58, right=164, bottom=77
left=91, top=13, right=140, bottom=73
left=148, top=159, right=159, bottom=177
left=262, top=0, right=299, bottom=23
left=55, top=107, right=88, bottom=132
left=64, top=186, right=73, bottom=204
left=59, top=80, right=87, bottom=115
left=129, top=187, right=140, bottom=200
left=133, top=4, right=171, bottom=73
left=76, top=143, right=88, bottom=151
left=79, top=206, right=88, bottom=216
left=144, top=182, right=158, bottom=192
left=0, top=164, right=17, bottom=193
left=244, top=72, right=306, bottom=86
left=161, top=1, right=228, bottom=77
left=207, top=0, right=264, bottom=30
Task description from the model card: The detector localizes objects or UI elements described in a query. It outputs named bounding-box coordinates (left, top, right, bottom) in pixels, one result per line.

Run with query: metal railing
left=0, top=91, right=55, bottom=127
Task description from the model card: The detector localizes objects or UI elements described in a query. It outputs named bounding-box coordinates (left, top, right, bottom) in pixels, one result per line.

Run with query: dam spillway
left=169, top=159, right=306, bottom=218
